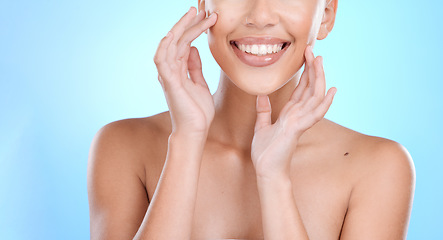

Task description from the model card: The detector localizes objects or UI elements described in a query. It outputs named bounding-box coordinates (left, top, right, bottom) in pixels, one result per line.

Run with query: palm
left=166, top=74, right=215, bottom=133
left=251, top=46, right=337, bottom=179
left=252, top=120, right=295, bottom=178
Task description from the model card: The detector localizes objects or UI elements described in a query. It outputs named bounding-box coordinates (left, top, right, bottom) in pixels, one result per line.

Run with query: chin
left=229, top=71, right=292, bottom=96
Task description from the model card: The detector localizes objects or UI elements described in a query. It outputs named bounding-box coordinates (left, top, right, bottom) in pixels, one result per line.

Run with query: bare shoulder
left=321, top=119, right=416, bottom=239
left=87, top=112, right=171, bottom=240
left=360, top=135, right=415, bottom=174
left=321, top=119, right=415, bottom=176
left=92, top=111, right=171, bottom=154
left=346, top=126, right=414, bottom=181
left=93, top=111, right=172, bottom=146
left=89, top=113, right=169, bottom=173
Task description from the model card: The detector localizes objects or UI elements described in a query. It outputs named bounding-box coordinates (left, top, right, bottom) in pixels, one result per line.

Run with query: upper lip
left=230, top=36, right=290, bottom=45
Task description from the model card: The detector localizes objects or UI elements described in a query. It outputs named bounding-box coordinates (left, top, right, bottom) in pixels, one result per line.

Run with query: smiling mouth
left=230, top=41, right=290, bottom=56
left=229, top=39, right=291, bottom=67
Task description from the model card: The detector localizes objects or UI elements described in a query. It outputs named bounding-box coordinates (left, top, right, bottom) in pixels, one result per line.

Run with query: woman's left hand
left=251, top=46, right=337, bottom=181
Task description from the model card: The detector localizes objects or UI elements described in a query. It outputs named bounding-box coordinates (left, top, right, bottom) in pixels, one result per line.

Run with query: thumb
left=255, top=95, right=272, bottom=133
left=187, top=47, right=209, bottom=89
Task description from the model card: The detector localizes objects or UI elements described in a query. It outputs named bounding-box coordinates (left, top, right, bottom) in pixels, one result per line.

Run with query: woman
left=87, top=0, right=415, bottom=239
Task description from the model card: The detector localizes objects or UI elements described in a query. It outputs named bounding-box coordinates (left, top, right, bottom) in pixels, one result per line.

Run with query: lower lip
left=231, top=43, right=289, bottom=67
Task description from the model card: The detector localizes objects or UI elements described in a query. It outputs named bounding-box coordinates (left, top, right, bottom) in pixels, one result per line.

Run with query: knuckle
left=169, top=63, right=179, bottom=71
left=158, top=37, right=169, bottom=47
left=153, top=55, right=162, bottom=65
left=197, top=24, right=206, bottom=32
left=179, top=36, right=192, bottom=48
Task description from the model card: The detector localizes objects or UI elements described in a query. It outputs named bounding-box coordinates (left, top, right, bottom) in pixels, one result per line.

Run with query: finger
left=289, top=60, right=310, bottom=103
left=181, top=46, right=191, bottom=78
left=299, top=46, right=315, bottom=102
left=189, top=10, right=206, bottom=29
left=307, top=47, right=317, bottom=96
left=303, top=55, right=327, bottom=110
left=176, top=13, right=217, bottom=60
left=166, top=7, right=199, bottom=61
left=168, top=12, right=206, bottom=78
left=255, top=95, right=272, bottom=133
left=153, top=31, right=174, bottom=77
left=183, top=12, right=217, bottom=43
left=178, top=12, right=205, bottom=75
left=188, top=47, right=209, bottom=89
left=313, top=56, right=326, bottom=100
left=170, top=7, right=198, bottom=45
left=179, top=9, right=206, bottom=62
left=312, top=87, right=337, bottom=120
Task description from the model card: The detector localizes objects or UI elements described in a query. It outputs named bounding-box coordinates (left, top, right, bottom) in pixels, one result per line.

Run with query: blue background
left=1, top=0, right=442, bottom=239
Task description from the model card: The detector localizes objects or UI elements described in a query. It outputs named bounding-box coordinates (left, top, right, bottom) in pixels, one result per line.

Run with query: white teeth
left=236, top=43, right=285, bottom=56
left=259, top=45, right=267, bottom=55
left=272, top=44, right=278, bottom=53
left=251, top=45, right=259, bottom=54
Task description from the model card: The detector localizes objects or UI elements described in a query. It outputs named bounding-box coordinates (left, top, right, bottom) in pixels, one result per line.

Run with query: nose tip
left=245, top=0, right=279, bottom=28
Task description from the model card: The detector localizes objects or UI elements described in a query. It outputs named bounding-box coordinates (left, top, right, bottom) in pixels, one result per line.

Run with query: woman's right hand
left=154, top=7, right=217, bottom=138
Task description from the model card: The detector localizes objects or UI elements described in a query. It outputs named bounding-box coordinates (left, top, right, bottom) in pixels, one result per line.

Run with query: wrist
left=255, top=161, right=292, bottom=184
left=170, top=128, right=209, bottom=141
left=256, top=174, right=293, bottom=191
left=168, top=131, right=208, bottom=152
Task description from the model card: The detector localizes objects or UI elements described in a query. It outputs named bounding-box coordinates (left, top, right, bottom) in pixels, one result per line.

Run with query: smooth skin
left=88, top=1, right=415, bottom=239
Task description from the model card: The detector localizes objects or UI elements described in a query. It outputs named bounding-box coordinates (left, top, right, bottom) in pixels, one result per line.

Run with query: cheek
left=283, top=10, right=316, bottom=44
left=207, top=13, right=239, bottom=71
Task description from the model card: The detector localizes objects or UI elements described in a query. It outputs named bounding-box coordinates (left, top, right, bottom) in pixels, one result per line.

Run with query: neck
left=209, top=70, right=301, bottom=151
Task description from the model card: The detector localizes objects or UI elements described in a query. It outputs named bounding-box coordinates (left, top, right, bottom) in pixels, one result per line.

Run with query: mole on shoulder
left=344, top=152, right=349, bottom=156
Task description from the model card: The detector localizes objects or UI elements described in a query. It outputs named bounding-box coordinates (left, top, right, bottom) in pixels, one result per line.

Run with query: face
left=199, top=0, right=335, bottom=95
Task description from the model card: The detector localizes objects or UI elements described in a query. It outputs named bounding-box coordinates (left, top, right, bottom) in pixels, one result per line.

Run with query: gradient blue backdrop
left=1, top=0, right=442, bottom=239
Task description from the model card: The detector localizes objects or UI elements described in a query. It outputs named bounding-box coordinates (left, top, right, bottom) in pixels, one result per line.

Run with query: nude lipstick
left=230, top=37, right=291, bottom=67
